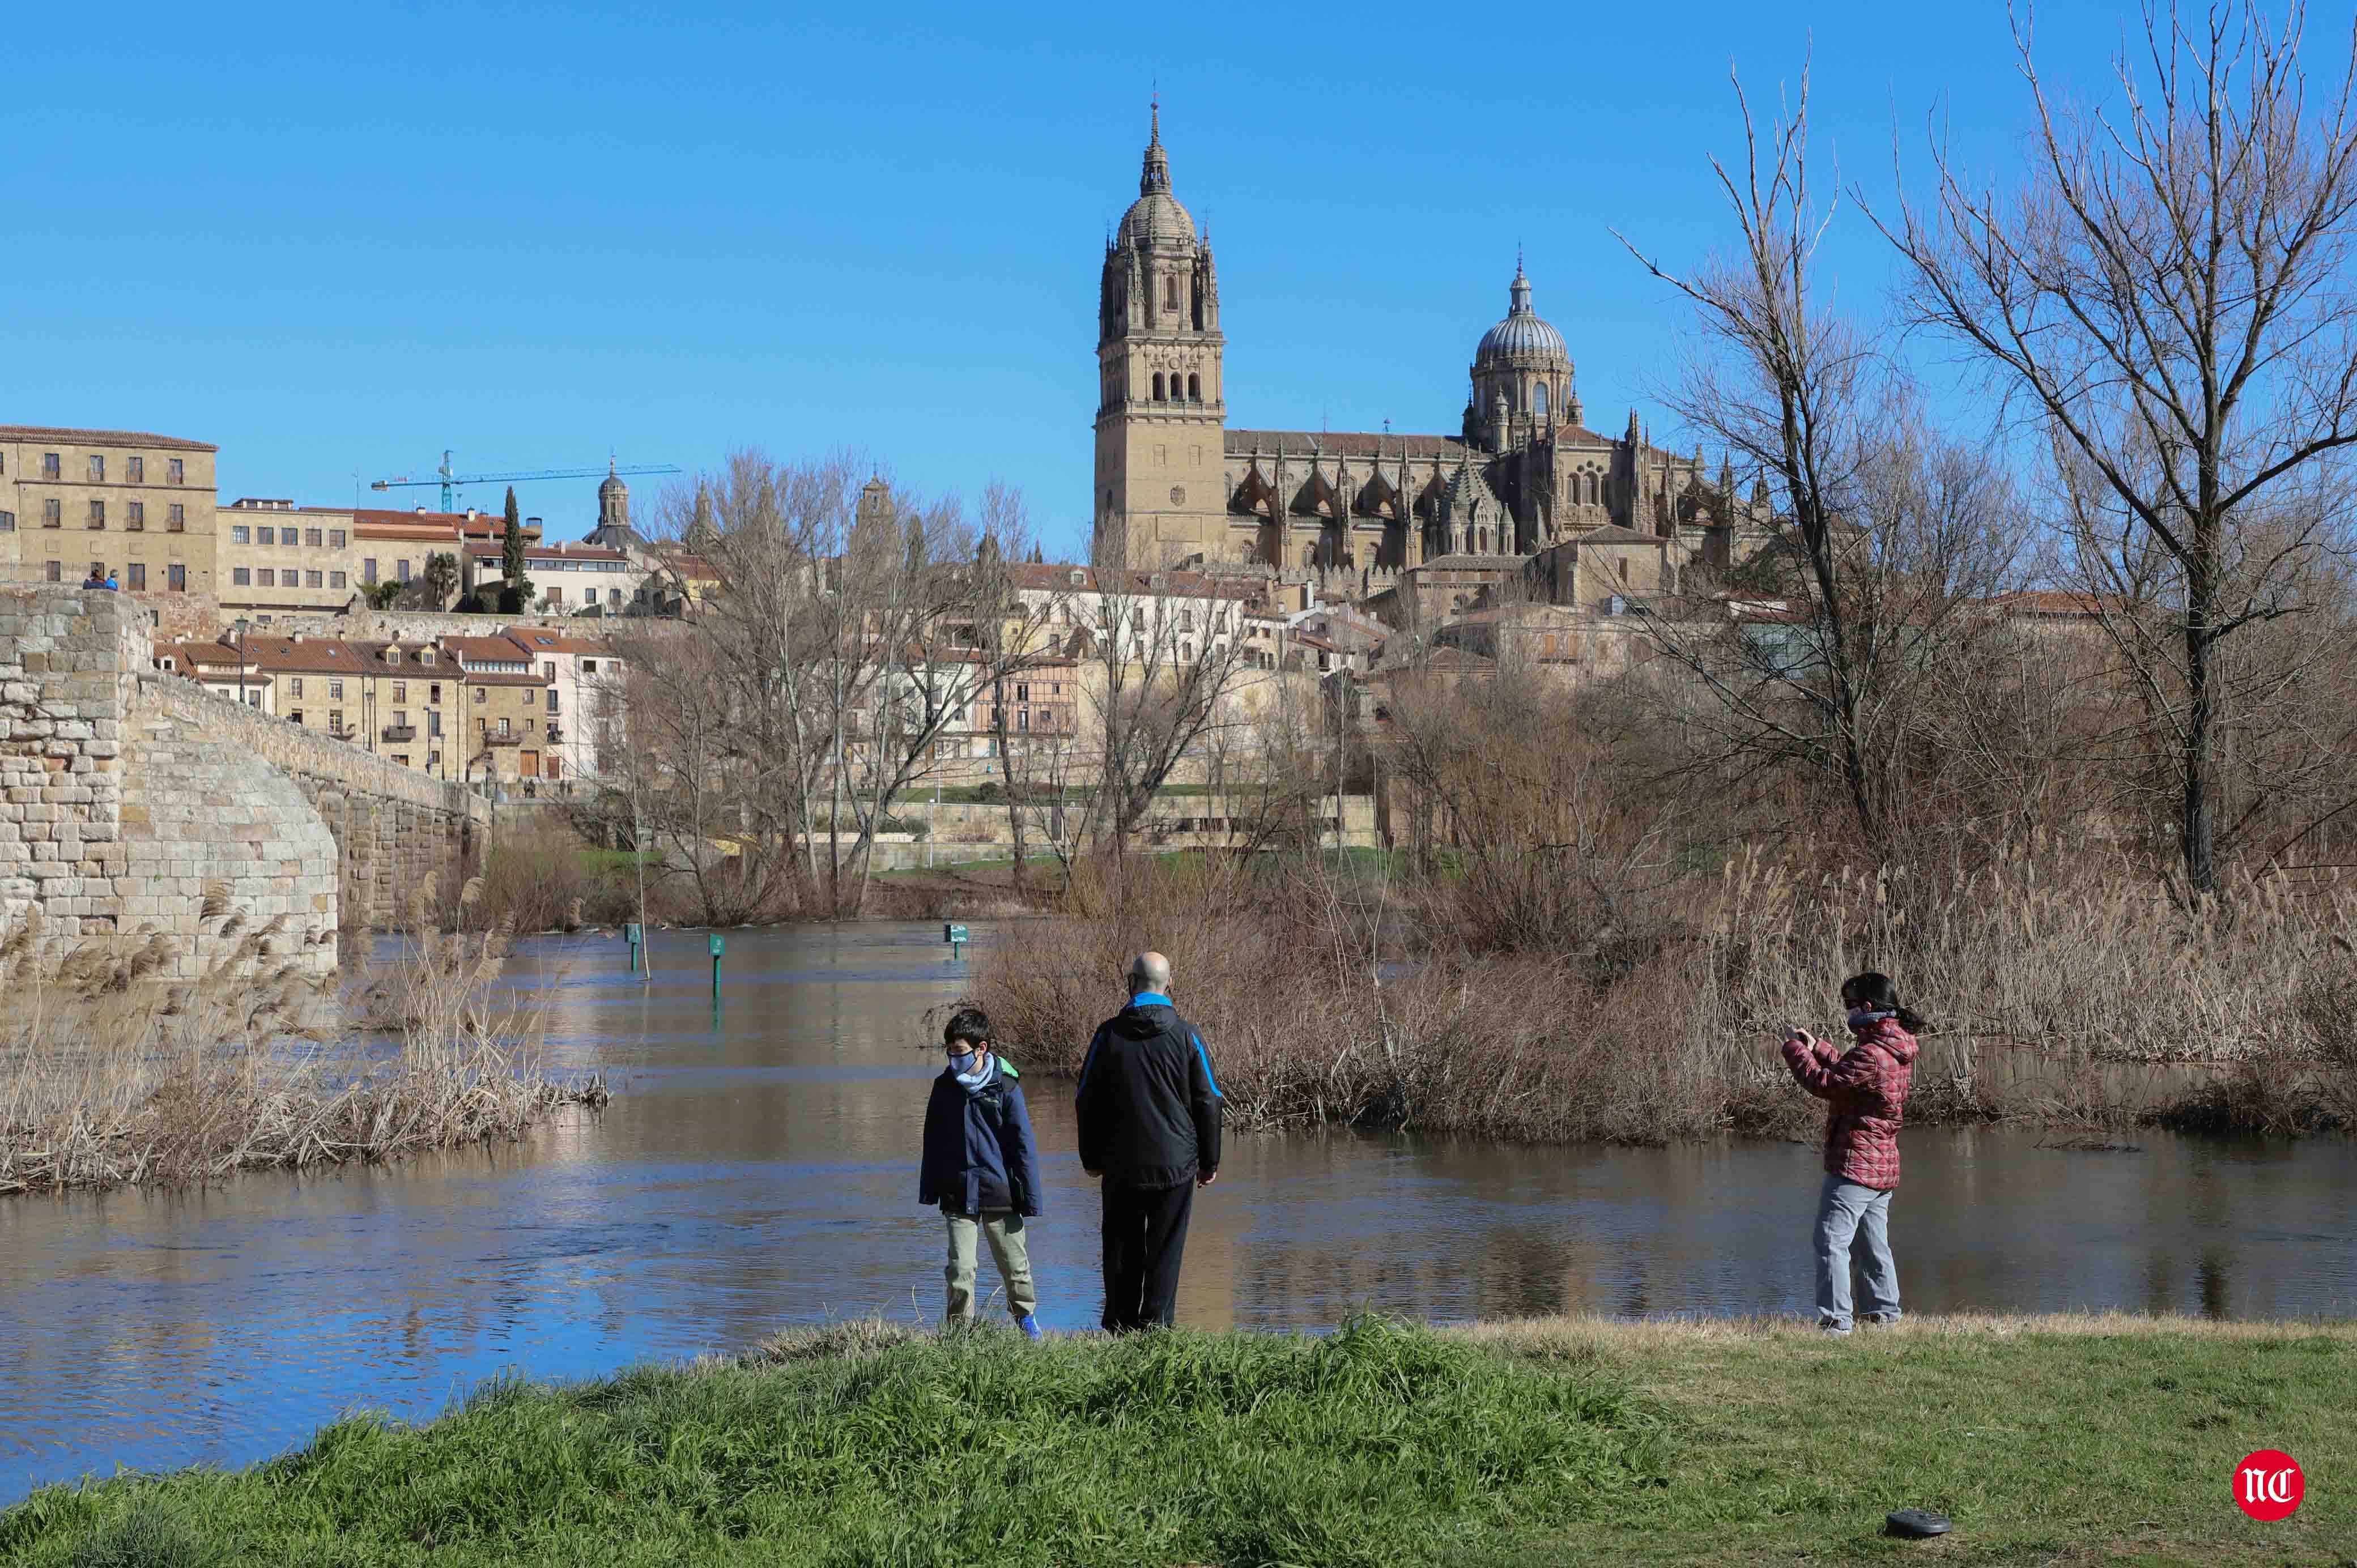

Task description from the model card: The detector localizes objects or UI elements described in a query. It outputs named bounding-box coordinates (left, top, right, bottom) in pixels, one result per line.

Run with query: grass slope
left=3, top=1316, right=2349, bottom=1567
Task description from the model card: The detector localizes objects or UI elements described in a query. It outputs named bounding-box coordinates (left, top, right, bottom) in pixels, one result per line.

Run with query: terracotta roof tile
left=0, top=425, right=215, bottom=451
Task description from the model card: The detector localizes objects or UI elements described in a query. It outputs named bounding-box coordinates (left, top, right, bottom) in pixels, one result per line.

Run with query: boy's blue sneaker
left=1016, top=1314, right=1044, bottom=1341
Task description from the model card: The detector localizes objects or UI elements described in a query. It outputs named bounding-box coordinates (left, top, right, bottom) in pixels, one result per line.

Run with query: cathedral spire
left=1141, top=98, right=1171, bottom=195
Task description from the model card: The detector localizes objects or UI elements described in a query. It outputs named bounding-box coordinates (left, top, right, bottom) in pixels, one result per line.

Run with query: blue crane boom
left=369, top=449, right=682, bottom=512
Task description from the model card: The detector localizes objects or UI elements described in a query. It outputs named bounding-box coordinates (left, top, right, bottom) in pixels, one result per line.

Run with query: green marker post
left=624, top=922, right=642, bottom=973
left=709, top=931, right=725, bottom=996
left=943, top=922, right=968, bottom=962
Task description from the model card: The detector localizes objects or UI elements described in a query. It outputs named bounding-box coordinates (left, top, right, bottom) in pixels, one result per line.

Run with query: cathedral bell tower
left=1093, top=104, right=1228, bottom=568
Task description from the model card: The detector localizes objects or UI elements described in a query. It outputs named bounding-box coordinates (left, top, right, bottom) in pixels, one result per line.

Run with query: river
left=2, top=921, right=2352, bottom=1502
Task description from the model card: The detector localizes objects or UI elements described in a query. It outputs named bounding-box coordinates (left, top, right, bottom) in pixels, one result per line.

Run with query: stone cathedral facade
left=1092, top=111, right=1764, bottom=592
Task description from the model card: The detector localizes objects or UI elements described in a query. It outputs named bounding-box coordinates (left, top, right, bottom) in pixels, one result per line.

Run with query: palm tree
left=423, top=551, right=460, bottom=610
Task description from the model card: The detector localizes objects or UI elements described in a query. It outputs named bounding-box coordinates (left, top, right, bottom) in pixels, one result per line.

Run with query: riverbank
left=4, top=1314, right=2346, bottom=1566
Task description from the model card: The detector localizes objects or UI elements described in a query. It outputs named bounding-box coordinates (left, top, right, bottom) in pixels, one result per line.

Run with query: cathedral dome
left=599, top=467, right=628, bottom=500
left=1118, top=189, right=1195, bottom=248
left=1116, top=103, right=1196, bottom=249
left=1475, top=262, right=1567, bottom=365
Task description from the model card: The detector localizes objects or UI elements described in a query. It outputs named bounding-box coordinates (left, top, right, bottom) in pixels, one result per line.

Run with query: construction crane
left=369, top=450, right=681, bottom=513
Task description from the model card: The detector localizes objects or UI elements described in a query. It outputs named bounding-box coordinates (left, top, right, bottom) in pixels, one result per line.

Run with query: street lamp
left=233, top=617, right=250, bottom=708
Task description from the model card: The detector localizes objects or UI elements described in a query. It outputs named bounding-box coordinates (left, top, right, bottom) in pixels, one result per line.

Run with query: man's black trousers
left=1099, top=1178, right=1194, bottom=1331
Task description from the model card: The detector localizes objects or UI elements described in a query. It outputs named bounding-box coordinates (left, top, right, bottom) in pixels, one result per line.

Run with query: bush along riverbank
left=976, top=849, right=2357, bottom=1145
left=0, top=885, right=604, bottom=1196
left=3, top=1314, right=2349, bottom=1566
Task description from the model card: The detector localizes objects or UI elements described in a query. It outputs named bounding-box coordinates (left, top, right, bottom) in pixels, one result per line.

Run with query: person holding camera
left=1779, top=972, right=1925, bottom=1336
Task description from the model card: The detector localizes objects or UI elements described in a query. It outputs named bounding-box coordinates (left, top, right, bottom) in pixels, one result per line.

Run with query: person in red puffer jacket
left=1779, top=971, right=1926, bottom=1335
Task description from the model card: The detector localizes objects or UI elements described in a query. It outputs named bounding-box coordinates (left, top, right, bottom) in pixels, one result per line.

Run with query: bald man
left=1074, top=951, right=1224, bottom=1331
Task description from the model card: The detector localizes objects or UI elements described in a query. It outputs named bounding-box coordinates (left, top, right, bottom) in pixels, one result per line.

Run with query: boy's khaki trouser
left=943, top=1208, right=1037, bottom=1319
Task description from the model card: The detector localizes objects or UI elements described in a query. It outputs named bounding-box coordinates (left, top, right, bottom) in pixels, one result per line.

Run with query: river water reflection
left=3, top=921, right=2353, bottom=1499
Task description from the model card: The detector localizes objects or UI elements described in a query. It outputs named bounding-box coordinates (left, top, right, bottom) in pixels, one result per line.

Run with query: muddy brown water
left=2, top=921, right=2351, bottom=1501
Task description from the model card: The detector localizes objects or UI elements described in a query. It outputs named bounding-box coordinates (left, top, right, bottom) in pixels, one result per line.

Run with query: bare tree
left=1076, top=548, right=1258, bottom=859
left=1620, top=69, right=2027, bottom=853
left=597, top=453, right=858, bottom=921
left=829, top=485, right=1070, bottom=912
left=970, top=480, right=1062, bottom=890
left=1875, top=1, right=2357, bottom=894
left=612, top=458, right=1072, bottom=917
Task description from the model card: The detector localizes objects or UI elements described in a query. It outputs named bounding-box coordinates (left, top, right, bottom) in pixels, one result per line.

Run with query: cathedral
left=1092, top=108, right=1763, bottom=591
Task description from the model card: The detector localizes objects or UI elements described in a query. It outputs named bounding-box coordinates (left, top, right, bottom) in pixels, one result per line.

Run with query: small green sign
left=624, top=923, right=643, bottom=944
left=708, top=933, right=726, bottom=957
left=944, top=923, right=969, bottom=944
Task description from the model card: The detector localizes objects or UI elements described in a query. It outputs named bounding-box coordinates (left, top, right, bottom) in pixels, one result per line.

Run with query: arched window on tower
left=1534, top=382, right=1549, bottom=418
left=1165, top=275, right=1180, bottom=311
left=1586, top=471, right=1599, bottom=504
left=1152, top=373, right=1165, bottom=401
left=1188, top=373, right=1200, bottom=402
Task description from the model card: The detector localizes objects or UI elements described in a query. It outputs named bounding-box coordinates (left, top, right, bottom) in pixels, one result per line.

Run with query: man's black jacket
left=1074, top=992, right=1222, bottom=1188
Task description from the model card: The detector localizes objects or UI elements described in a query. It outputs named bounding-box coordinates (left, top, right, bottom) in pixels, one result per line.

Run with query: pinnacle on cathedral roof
left=1141, top=97, right=1171, bottom=195
left=1117, top=100, right=1196, bottom=248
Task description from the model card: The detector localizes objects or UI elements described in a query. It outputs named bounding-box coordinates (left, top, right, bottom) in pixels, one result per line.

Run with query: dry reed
left=975, top=845, right=2357, bottom=1143
left=0, top=884, right=605, bottom=1196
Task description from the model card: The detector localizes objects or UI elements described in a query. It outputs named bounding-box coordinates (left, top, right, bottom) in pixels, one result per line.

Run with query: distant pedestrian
left=103, top=573, right=118, bottom=591
left=917, top=1005, right=1044, bottom=1339
left=1779, top=972, right=1925, bottom=1335
left=80, top=569, right=105, bottom=591
left=1075, top=952, right=1222, bottom=1332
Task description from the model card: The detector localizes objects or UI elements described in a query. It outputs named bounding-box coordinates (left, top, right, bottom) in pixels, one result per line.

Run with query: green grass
left=5, top=1315, right=2351, bottom=1566
left=1468, top=1314, right=2357, bottom=1566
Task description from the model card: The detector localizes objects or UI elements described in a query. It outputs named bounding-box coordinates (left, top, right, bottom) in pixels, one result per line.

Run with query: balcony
left=543, top=723, right=563, bottom=743
left=481, top=731, right=524, bottom=747
left=381, top=724, right=416, bottom=743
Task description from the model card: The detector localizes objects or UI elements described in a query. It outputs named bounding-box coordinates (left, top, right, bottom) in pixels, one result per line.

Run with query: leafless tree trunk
left=1083, top=545, right=1258, bottom=863
left=1620, top=68, right=2027, bottom=854
left=1874, top=0, right=2357, bottom=894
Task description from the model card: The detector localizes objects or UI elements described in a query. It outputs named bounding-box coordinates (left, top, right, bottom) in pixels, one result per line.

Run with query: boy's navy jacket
left=1074, top=993, right=1222, bottom=1188
left=918, top=1055, right=1042, bottom=1217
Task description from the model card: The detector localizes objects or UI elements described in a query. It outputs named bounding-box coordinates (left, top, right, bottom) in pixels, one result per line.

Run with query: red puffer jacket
left=1780, top=1014, right=1919, bottom=1190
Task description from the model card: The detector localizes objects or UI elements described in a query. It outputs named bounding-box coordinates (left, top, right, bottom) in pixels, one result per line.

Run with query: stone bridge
left=0, top=589, right=488, bottom=973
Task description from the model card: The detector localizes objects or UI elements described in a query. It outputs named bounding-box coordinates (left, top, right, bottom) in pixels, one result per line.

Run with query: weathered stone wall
left=249, top=606, right=695, bottom=644
left=120, top=708, right=341, bottom=972
left=0, top=589, right=490, bottom=973
left=0, top=589, right=141, bottom=943
left=134, top=674, right=488, bottom=932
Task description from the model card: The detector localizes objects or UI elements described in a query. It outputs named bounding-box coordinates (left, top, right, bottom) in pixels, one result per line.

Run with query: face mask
left=948, top=1049, right=977, bottom=1075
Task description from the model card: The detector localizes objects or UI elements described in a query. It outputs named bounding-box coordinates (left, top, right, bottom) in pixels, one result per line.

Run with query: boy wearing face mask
left=918, top=1007, right=1044, bottom=1339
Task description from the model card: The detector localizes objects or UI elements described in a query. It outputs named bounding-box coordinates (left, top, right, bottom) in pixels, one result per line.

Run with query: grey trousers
left=1814, top=1174, right=1900, bottom=1329
left=943, top=1208, right=1036, bottom=1320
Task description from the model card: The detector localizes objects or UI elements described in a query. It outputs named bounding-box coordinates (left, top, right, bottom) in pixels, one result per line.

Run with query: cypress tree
left=500, top=486, right=528, bottom=612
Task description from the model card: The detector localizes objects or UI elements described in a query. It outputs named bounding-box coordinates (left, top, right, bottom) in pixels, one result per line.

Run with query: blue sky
left=7, top=1, right=2294, bottom=557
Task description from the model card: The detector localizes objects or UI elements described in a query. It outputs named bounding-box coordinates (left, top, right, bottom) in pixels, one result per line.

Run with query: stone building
left=219, top=499, right=360, bottom=615
left=0, top=425, right=222, bottom=633
left=1088, top=116, right=1771, bottom=598
left=440, top=634, right=558, bottom=786
left=504, top=629, right=628, bottom=779
left=169, top=633, right=468, bottom=777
